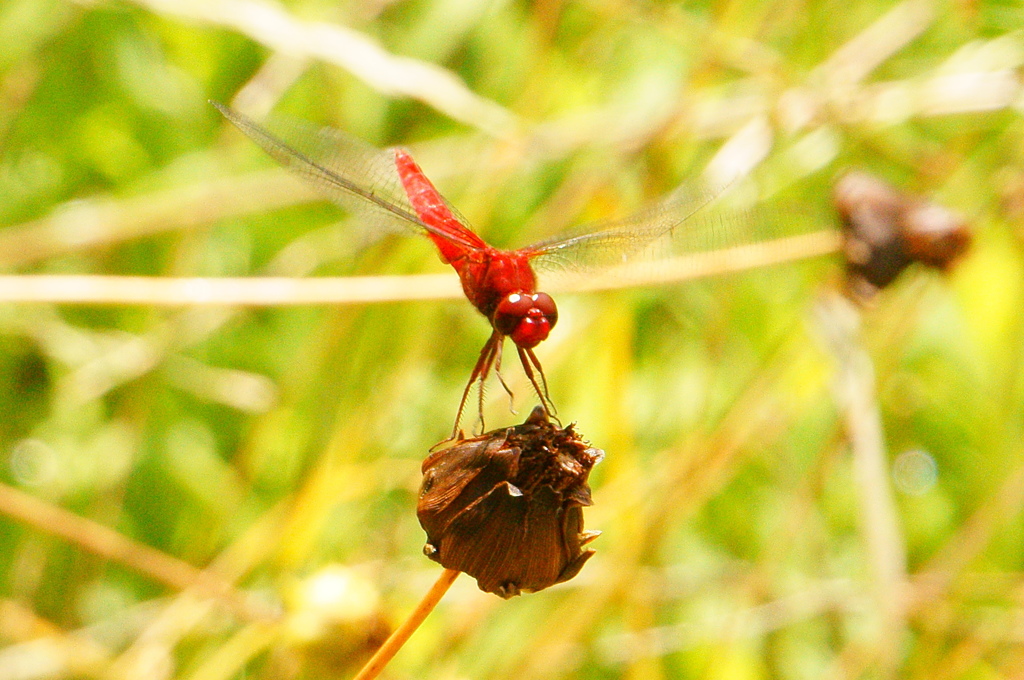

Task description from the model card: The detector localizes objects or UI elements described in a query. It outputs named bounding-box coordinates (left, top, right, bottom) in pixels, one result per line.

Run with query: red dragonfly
left=213, top=102, right=718, bottom=437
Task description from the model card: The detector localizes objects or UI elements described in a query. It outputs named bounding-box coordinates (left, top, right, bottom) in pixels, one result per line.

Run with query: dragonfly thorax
left=492, top=292, right=558, bottom=349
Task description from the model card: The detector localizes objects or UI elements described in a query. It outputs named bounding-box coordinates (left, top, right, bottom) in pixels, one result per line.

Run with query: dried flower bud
left=417, top=407, right=603, bottom=598
left=834, top=171, right=971, bottom=299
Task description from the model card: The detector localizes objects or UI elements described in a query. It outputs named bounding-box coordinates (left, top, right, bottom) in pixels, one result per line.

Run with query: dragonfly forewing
left=213, top=103, right=482, bottom=251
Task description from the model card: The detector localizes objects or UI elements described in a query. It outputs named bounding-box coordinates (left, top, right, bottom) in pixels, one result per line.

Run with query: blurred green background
left=1, top=0, right=1023, bottom=678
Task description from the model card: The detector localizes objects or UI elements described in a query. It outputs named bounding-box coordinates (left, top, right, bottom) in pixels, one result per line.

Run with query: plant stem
left=352, top=568, right=460, bottom=680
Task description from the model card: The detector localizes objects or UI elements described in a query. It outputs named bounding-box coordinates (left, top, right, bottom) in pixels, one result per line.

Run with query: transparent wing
left=524, top=182, right=723, bottom=269
left=525, top=180, right=814, bottom=286
left=212, top=102, right=482, bottom=251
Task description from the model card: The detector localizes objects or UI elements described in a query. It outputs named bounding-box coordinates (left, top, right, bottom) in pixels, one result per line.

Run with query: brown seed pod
left=833, top=171, right=971, bottom=299
left=417, top=407, right=603, bottom=598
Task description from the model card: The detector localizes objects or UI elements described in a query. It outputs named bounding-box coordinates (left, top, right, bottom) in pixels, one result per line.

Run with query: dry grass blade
left=0, top=231, right=840, bottom=305
left=0, top=170, right=313, bottom=269
left=0, top=273, right=461, bottom=305
left=911, top=461, right=1024, bottom=611
left=0, top=482, right=275, bottom=622
left=0, top=600, right=112, bottom=678
left=816, top=293, right=910, bottom=674
left=125, top=0, right=516, bottom=136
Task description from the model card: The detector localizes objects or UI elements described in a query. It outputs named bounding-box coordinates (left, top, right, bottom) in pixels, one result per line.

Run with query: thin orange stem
left=352, top=568, right=461, bottom=680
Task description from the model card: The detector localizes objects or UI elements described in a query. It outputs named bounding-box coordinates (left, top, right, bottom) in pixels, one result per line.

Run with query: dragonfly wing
left=213, top=103, right=483, bottom=251
left=526, top=181, right=726, bottom=271
left=526, top=179, right=807, bottom=282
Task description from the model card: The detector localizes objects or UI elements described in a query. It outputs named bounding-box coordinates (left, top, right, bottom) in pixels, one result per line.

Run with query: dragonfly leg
left=451, top=331, right=501, bottom=440
left=518, top=346, right=558, bottom=421
left=476, top=357, right=487, bottom=434
left=492, top=339, right=517, bottom=414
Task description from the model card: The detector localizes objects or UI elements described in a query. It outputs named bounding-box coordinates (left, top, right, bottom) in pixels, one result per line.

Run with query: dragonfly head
left=493, top=292, right=558, bottom=349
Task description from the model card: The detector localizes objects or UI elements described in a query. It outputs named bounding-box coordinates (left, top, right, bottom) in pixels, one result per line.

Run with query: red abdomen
left=393, top=150, right=486, bottom=264
left=393, top=149, right=537, bottom=319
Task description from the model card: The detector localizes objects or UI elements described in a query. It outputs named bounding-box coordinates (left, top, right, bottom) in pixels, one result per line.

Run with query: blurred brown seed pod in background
left=833, top=171, right=972, bottom=299
left=417, top=407, right=603, bottom=598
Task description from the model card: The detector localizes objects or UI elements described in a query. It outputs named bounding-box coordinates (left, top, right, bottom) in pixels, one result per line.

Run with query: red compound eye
left=532, top=292, right=557, bottom=328
left=492, top=292, right=559, bottom=348
left=493, top=293, right=534, bottom=337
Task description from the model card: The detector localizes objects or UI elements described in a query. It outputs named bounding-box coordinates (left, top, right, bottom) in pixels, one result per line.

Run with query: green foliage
left=1, top=0, right=1023, bottom=678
